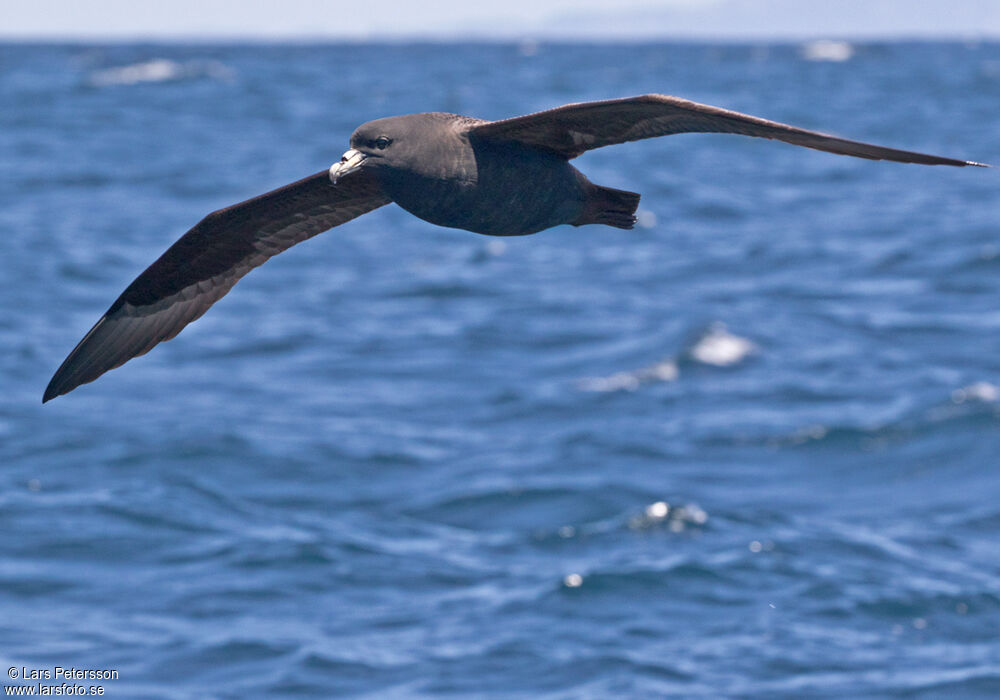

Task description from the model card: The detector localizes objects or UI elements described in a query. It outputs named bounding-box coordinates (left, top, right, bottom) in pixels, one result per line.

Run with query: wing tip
left=43, top=364, right=87, bottom=403
left=42, top=315, right=112, bottom=404
left=43, top=369, right=81, bottom=403
left=42, top=383, right=62, bottom=403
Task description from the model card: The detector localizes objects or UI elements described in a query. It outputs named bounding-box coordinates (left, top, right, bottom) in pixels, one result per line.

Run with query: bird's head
left=329, top=113, right=465, bottom=184
left=329, top=116, right=411, bottom=184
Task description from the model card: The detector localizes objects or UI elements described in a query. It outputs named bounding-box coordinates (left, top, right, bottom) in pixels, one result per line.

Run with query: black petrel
left=44, top=94, right=986, bottom=401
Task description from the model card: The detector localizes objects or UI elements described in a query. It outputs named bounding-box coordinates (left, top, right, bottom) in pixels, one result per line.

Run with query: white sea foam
left=89, top=59, right=234, bottom=87
left=577, top=358, right=678, bottom=393
left=801, top=40, right=854, bottom=63
left=689, top=323, right=756, bottom=367
left=636, top=209, right=658, bottom=229
left=578, top=323, right=755, bottom=392
left=952, top=381, right=1000, bottom=404
left=629, top=501, right=708, bottom=532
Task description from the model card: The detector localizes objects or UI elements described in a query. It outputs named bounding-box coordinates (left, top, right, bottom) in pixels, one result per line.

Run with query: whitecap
left=689, top=323, right=756, bottom=367
left=801, top=40, right=854, bottom=63
left=628, top=500, right=708, bottom=532
left=636, top=209, right=658, bottom=229
left=486, top=239, right=506, bottom=257
left=952, top=381, right=1000, bottom=404
left=577, top=358, right=678, bottom=393
left=576, top=371, right=641, bottom=393
left=578, top=323, right=754, bottom=392
left=89, top=59, right=234, bottom=87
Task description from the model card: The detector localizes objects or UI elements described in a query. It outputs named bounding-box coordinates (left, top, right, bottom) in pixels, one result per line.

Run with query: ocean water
left=3, top=41, right=1000, bottom=698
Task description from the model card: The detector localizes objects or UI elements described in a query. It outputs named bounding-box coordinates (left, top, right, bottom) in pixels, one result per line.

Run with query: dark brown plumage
left=44, top=94, right=986, bottom=401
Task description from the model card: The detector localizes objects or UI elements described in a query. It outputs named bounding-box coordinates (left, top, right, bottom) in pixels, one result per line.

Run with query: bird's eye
left=374, top=136, right=391, bottom=150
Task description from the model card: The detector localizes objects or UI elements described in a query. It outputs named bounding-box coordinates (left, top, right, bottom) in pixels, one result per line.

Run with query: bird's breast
left=380, top=140, right=588, bottom=236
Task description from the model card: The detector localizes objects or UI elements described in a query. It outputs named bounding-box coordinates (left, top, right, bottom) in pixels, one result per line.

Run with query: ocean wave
left=627, top=500, right=709, bottom=533
left=576, top=322, right=755, bottom=392
left=951, top=381, right=1000, bottom=404
left=801, top=40, right=854, bottom=63
left=687, top=322, right=757, bottom=367
left=88, top=59, right=234, bottom=87
left=576, top=358, right=677, bottom=392
left=10, top=42, right=1000, bottom=698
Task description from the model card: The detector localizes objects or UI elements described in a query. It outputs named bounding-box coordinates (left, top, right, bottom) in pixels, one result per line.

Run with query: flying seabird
left=43, top=94, right=987, bottom=401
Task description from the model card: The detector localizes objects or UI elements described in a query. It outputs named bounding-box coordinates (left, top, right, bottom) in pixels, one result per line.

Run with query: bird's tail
left=574, top=184, right=641, bottom=229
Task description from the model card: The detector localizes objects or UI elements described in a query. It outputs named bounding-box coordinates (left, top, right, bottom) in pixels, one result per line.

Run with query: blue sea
left=3, top=40, right=1000, bottom=698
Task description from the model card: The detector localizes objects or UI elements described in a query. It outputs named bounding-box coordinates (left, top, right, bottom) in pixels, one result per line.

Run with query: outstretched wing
left=44, top=169, right=390, bottom=401
left=470, top=94, right=987, bottom=166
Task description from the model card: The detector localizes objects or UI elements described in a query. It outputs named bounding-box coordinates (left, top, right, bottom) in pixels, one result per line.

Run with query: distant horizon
left=3, top=34, right=999, bottom=44
left=4, top=0, right=1000, bottom=42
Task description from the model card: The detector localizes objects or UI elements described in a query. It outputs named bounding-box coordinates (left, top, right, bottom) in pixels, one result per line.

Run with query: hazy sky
left=4, top=0, right=1000, bottom=40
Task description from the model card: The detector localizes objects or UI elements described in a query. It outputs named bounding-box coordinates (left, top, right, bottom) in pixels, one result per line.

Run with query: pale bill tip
left=329, top=148, right=367, bottom=184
